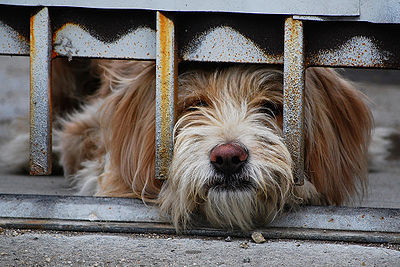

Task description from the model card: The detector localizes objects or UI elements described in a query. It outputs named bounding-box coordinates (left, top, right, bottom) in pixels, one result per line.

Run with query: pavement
left=0, top=56, right=400, bottom=266
left=1, top=228, right=399, bottom=267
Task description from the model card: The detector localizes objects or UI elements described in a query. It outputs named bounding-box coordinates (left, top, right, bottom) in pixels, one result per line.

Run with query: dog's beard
left=205, top=186, right=261, bottom=229
left=159, top=101, right=295, bottom=230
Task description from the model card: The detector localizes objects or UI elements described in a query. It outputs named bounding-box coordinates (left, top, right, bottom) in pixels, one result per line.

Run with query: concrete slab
left=0, top=173, right=71, bottom=196
left=0, top=228, right=399, bottom=267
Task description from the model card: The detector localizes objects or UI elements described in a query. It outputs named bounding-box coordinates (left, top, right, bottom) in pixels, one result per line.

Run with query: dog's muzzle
left=209, top=143, right=251, bottom=190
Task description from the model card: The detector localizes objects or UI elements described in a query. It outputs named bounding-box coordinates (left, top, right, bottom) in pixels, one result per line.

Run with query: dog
left=2, top=59, right=373, bottom=231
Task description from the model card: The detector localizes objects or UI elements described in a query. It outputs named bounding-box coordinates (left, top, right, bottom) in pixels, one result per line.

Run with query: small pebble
left=296, top=242, right=301, bottom=247
left=225, top=236, right=232, bottom=242
left=251, top=232, right=266, bottom=244
left=45, top=257, right=51, bottom=263
left=240, top=242, right=249, bottom=249
left=243, top=258, right=251, bottom=263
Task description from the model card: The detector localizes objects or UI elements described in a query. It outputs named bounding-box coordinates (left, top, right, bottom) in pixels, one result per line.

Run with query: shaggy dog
left=3, top=59, right=373, bottom=230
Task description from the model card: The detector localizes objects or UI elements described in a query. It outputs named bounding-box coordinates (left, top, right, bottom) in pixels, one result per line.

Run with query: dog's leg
left=56, top=99, right=105, bottom=178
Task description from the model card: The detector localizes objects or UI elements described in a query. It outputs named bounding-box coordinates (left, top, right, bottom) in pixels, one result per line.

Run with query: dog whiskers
left=205, top=172, right=254, bottom=191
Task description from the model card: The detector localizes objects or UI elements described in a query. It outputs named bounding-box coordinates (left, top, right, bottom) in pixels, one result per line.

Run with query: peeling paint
left=182, top=26, right=283, bottom=64
left=0, top=21, right=29, bottom=55
left=308, top=36, right=392, bottom=68
left=53, top=23, right=156, bottom=59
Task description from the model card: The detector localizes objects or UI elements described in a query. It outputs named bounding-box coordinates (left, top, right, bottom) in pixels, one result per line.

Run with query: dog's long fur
left=3, top=59, right=373, bottom=230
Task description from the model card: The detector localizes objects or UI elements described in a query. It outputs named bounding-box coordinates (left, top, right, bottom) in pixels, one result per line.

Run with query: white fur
left=0, top=132, right=30, bottom=172
left=72, top=159, right=104, bottom=196
left=55, top=99, right=105, bottom=194
left=159, top=97, right=298, bottom=230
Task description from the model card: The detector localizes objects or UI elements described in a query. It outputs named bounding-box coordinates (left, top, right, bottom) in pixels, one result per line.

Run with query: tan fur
left=304, top=68, right=372, bottom=205
left=58, top=61, right=162, bottom=199
left=55, top=61, right=372, bottom=230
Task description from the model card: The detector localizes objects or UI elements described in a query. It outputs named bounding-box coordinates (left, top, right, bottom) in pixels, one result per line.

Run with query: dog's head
left=159, top=65, right=372, bottom=230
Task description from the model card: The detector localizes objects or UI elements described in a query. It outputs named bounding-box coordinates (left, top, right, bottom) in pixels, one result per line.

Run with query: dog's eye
left=186, top=100, right=208, bottom=111
left=260, top=101, right=281, bottom=117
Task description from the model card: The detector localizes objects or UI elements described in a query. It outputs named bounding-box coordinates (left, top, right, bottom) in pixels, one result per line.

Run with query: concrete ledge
left=1, top=194, right=399, bottom=243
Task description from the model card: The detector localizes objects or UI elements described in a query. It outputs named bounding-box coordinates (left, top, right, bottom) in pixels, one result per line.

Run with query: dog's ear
left=304, top=68, right=373, bottom=205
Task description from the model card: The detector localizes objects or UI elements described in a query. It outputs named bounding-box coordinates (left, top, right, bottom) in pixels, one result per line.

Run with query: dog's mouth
left=206, top=174, right=254, bottom=191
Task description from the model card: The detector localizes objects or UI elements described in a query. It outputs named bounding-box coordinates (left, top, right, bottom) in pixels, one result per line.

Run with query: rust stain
left=51, top=50, right=58, bottom=59
left=54, top=22, right=80, bottom=34
left=283, top=18, right=305, bottom=185
left=29, top=162, right=46, bottom=176
left=17, top=32, right=29, bottom=46
left=29, top=9, right=53, bottom=176
left=29, top=15, right=36, bottom=172
left=23, top=222, right=44, bottom=230
left=30, top=15, right=35, bottom=61
left=157, top=12, right=176, bottom=179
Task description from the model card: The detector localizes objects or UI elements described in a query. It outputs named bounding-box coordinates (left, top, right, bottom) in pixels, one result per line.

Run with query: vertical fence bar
left=29, top=7, right=52, bottom=175
left=155, top=11, right=177, bottom=180
left=283, top=17, right=305, bottom=185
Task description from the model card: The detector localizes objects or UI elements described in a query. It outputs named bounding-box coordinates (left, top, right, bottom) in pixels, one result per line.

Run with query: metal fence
left=0, top=0, right=399, bottom=243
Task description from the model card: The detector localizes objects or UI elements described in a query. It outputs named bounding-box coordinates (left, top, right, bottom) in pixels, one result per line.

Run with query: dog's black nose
left=210, top=143, right=248, bottom=175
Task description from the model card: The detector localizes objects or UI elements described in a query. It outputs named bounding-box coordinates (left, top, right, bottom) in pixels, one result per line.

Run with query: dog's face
left=160, top=66, right=297, bottom=230
left=55, top=60, right=371, bottom=231
left=159, top=65, right=372, bottom=230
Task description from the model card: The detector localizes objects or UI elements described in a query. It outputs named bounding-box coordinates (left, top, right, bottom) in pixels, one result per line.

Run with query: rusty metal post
left=155, top=11, right=177, bottom=180
left=283, top=17, right=305, bottom=185
left=29, top=7, right=52, bottom=175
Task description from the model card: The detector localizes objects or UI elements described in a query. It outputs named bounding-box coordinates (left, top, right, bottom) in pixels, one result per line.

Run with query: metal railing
left=0, top=0, right=399, bottom=242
